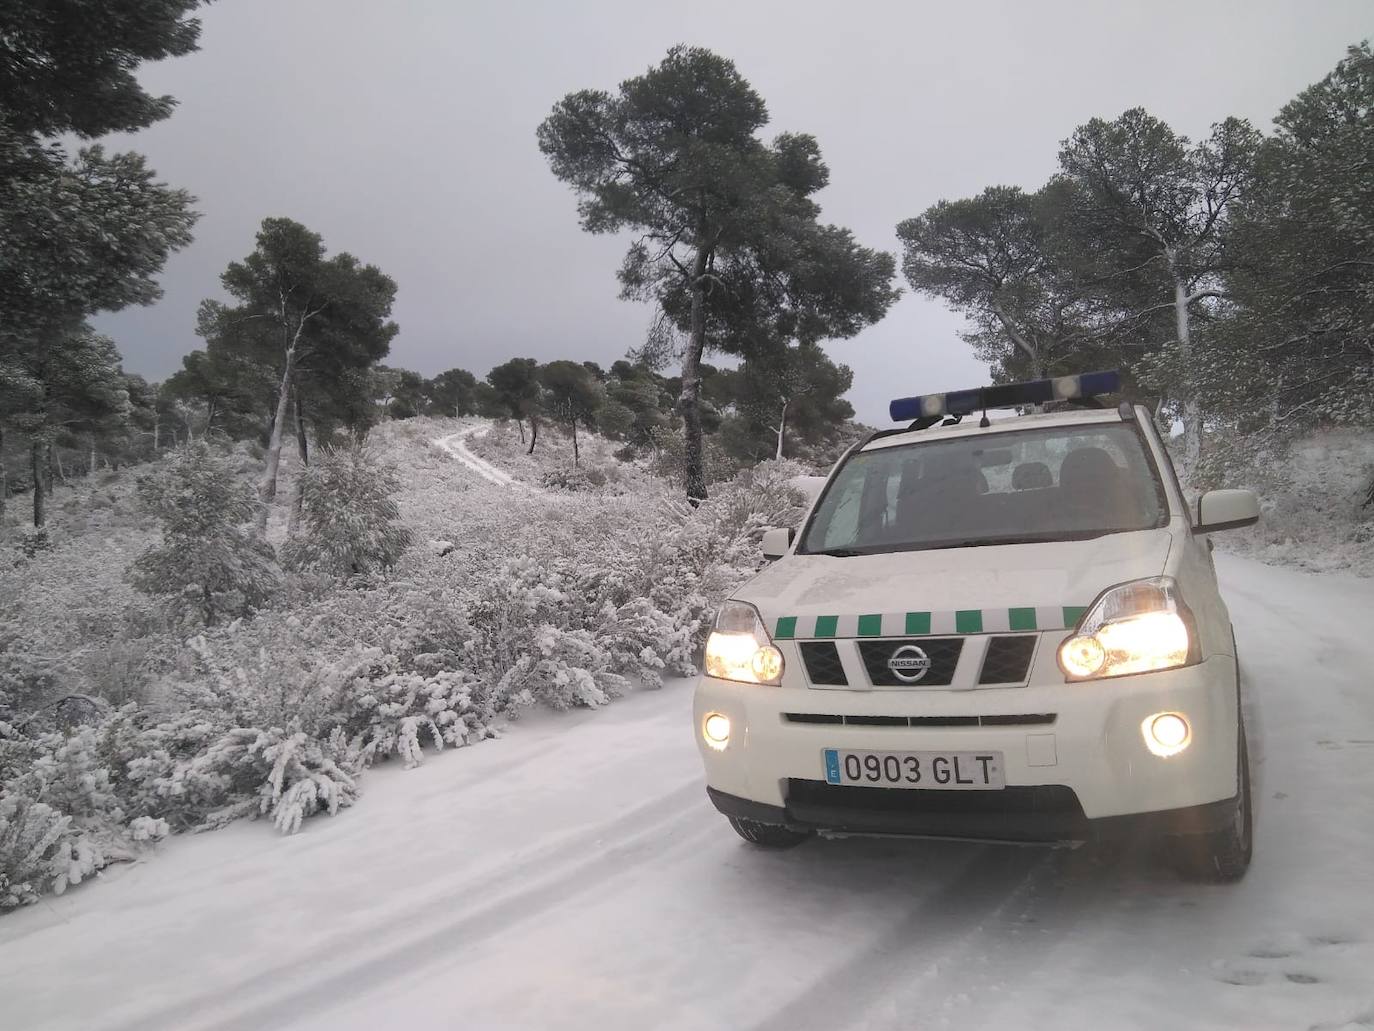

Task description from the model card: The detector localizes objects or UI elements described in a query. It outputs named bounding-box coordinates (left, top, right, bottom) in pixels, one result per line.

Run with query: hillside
left=0, top=418, right=811, bottom=908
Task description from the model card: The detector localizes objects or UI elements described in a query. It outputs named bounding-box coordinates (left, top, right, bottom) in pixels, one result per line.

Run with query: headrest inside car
left=1012, top=462, right=1053, bottom=490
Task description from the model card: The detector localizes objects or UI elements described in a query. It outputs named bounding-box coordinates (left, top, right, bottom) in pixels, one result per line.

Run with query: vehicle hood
left=739, top=528, right=1174, bottom=637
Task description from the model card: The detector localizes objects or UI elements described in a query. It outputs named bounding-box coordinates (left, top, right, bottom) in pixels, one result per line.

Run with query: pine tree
left=280, top=442, right=412, bottom=577
left=131, top=443, right=280, bottom=625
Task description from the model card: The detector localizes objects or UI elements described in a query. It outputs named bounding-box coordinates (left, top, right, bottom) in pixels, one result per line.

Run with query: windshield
left=799, top=422, right=1169, bottom=555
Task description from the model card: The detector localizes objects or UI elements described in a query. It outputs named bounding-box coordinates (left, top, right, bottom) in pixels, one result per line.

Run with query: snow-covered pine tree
left=1204, top=43, right=1374, bottom=496
left=280, top=440, right=412, bottom=577
left=130, top=441, right=281, bottom=625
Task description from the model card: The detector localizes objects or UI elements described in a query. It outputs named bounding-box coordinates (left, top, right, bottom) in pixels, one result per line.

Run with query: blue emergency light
left=889, top=370, right=1121, bottom=423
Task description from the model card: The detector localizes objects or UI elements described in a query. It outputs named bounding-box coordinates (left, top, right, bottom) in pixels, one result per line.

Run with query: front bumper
left=693, top=655, right=1239, bottom=841
left=705, top=785, right=1238, bottom=844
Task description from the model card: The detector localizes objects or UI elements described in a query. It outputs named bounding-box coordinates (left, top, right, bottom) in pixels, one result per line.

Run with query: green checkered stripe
left=772, top=606, right=1087, bottom=640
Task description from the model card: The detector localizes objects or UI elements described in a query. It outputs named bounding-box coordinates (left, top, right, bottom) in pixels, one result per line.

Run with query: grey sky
left=96, top=0, right=1372, bottom=426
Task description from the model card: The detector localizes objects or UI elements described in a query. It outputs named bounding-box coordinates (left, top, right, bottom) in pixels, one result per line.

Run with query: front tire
left=1171, top=721, right=1253, bottom=882
left=727, top=816, right=812, bottom=849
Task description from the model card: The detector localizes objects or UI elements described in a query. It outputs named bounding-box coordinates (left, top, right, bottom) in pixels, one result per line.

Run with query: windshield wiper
left=920, top=536, right=1061, bottom=550
left=808, top=547, right=865, bottom=557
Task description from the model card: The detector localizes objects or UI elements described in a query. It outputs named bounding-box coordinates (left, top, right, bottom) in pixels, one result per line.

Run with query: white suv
left=693, top=374, right=1259, bottom=881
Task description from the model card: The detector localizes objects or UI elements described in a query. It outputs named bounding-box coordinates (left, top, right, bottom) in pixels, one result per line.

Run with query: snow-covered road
left=2, top=555, right=1372, bottom=1031
left=433, top=424, right=525, bottom=488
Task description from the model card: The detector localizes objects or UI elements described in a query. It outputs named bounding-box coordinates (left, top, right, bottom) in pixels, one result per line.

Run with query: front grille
left=979, top=713, right=1056, bottom=726
left=857, top=637, right=963, bottom=686
left=844, top=715, right=907, bottom=727
left=799, top=642, right=847, bottom=685
left=978, top=635, right=1038, bottom=684
left=783, top=713, right=1056, bottom=728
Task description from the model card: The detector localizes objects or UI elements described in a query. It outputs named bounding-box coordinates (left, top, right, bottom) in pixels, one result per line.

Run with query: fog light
left=1143, top=712, right=1190, bottom=757
left=703, top=713, right=731, bottom=751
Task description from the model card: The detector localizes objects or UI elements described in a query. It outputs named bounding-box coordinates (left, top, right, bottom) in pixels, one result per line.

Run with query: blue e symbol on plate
left=823, top=749, right=841, bottom=784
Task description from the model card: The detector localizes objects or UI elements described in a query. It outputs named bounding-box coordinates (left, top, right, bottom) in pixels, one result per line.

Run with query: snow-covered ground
left=1, top=552, right=1371, bottom=1030
left=433, top=423, right=526, bottom=489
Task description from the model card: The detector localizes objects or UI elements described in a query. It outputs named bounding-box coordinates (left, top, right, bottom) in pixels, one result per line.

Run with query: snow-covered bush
left=17, top=526, right=52, bottom=560
left=0, top=528, right=166, bottom=717
left=540, top=467, right=606, bottom=492
left=0, top=795, right=69, bottom=908
left=281, top=441, right=413, bottom=576
left=0, top=418, right=819, bottom=907
left=131, top=442, right=281, bottom=626
left=0, top=716, right=169, bottom=904
left=1208, top=428, right=1374, bottom=577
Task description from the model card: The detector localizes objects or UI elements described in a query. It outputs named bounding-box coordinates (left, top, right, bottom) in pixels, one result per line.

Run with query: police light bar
left=889, top=370, right=1121, bottom=422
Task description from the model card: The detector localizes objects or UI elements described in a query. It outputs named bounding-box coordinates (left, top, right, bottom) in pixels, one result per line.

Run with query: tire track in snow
left=433, top=423, right=525, bottom=488
left=115, top=779, right=709, bottom=1031
left=750, top=846, right=1056, bottom=1031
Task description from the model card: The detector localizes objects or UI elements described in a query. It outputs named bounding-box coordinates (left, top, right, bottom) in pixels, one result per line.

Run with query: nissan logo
left=887, top=644, right=932, bottom=683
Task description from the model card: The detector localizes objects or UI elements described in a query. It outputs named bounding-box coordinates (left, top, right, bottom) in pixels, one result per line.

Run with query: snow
left=433, top=423, right=526, bottom=489
left=1217, top=427, right=1374, bottom=579
left=0, top=553, right=1371, bottom=1030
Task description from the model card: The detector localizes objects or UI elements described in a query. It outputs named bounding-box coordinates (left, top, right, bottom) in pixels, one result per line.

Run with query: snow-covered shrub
left=461, top=561, right=629, bottom=708
left=131, top=442, right=281, bottom=626
left=17, top=526, right=52, bottom=560
left=76, top=638, right=162, bottom=707
left=0, top=418, right=828, bottom=907
left=0, top=528, right=169, bottom=716
left=0, top=796, right=69, bottom=908
left=0, top=716, right=170, bottom=904
left=342, top=659, right=494, bottom=768
left=147, top=724, right=363, bottom=835
left=1209, top=428, right=1374, bottom=577
left=540, top=468, right=594, bottom=492
left=281, top=441, right=413, bottom=576
left=0, top=636, right=58, bottom=719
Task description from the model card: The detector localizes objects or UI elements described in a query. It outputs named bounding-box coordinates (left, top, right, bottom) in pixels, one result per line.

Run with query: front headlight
left=704, top=600, right=784, bottom=685
left=1058, top=576, right=1196, bottom=681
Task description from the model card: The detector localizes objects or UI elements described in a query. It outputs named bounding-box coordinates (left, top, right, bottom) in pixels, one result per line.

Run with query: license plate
left=823, top=748, right=1005, bottom=790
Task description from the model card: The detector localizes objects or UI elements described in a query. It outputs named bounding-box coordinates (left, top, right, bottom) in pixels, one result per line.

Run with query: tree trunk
left=288, top=387, right=309, bottom=535
left=678, top=249, right=709, bottom=504
left=775, top=399, right=788, bottom=461
left=516, top=418, right=525, bottom=443
left=153, top=419, right=160, bottom=451
left=206, top=396, right=218, bottom=435
left=0, top=424, right=7, bottom=520
left=992, top=303, right=1043, bottom=380
left=571, top=418, right=579, bottom=467
left=257, top=347, right=297, bottom=533
left=53, top=447, right=66, bottom=486
left=527, top=414, right=539, bottom=455
left=1169, top=256, right=1201, bottom=472
left=31, top=438, right=46, bottom=528
left=89, top=436, right=97, bottom=477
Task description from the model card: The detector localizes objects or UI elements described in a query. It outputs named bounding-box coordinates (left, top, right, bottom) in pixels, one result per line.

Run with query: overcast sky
left=95, top=0, right=1372, bottom=426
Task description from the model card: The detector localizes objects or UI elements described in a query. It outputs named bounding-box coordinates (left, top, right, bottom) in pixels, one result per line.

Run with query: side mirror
left=1195, top=489, right=1260, bottom=533
left=761, top=527, right=795, bottom=559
